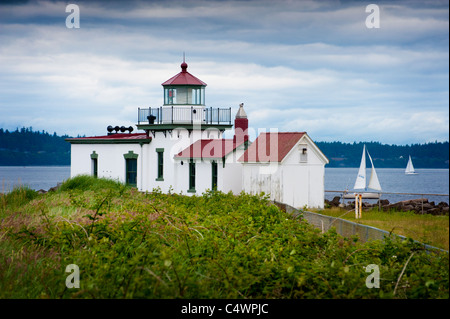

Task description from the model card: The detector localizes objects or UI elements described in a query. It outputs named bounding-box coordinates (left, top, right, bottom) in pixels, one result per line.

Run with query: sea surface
left=0, top=166, right=71, bottom=193
left=0, top=166, right=448, bottom=204
left=325, top=167, right=449, bottom=204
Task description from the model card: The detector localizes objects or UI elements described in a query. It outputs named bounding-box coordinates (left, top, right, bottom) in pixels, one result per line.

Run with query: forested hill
left=0, top=127, right=71, bottom=165
left=315, top=141, right=449, bottom=168
left=0, top=127, right=448, bottom=168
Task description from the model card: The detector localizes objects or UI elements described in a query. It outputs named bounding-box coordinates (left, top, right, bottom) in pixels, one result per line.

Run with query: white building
left=239, top=132, right=329, bottom=208
left=67, top=60, right=328, bottom=208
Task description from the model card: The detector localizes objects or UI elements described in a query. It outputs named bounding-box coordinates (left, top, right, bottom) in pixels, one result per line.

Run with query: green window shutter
left=188, top=159, right=196, bottom=193
left=90, top=151, right=98, bottom=178
left=211, top=161, right=218, bottom=190
left=156, top=148, right=164, bottom=181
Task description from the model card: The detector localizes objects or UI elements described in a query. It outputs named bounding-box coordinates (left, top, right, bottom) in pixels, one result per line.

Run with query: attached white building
left=67, top=60, right=328, bottom=208
left=239, top=132, right=329, bottom=208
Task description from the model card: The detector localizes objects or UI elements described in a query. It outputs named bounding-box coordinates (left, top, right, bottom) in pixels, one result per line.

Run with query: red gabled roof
left=176, top=139, right=245, bottom=159
left=238, top=132, right=305, bottom=163
left=161, top=62, right=207, bottom=86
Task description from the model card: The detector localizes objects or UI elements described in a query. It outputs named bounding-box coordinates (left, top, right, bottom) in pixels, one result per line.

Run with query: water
left=0, top=166, right=448, bottom=204
left=325, top=167, right=449, bottom=204
left=0, top=166, right=71, bottom=192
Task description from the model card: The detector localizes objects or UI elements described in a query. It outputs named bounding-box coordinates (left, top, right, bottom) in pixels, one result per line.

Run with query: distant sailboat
left=405, top=155, right=418, bottom=175
left=343, top=145, right=382, bottom=199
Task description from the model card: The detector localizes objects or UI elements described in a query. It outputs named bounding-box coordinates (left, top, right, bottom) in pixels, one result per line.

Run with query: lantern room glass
left=164, top=86, right=205, bottom=105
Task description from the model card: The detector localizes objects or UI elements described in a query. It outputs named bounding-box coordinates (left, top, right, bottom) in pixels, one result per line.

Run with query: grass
left=0, top=176, right=448, bottom=299
left=311, top=207, right=449, bottom=251
left=58, top=174, right=125, bottom=192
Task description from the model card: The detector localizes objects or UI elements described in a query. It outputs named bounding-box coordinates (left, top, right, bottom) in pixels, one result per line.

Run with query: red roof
left=161, top=62, right=207, bottom=86
left=176, top=139, right=245, bottom=159
left=238, top=132, right=305, bottom=163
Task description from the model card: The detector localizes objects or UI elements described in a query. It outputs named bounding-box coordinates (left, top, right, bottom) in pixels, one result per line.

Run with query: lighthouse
left=66, top=58, right=328, bottom=208
left=67, top=59, right=248, bottom=195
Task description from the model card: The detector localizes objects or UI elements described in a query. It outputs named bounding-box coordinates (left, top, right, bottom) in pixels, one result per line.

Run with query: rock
left=397, top=198, right=428, bottom=206
left=330, top=196, right=341, bottom=207
left=48, top=184, right=61, bottom=192
left=401, top=204, right=415, bottom=212
left=438, top=202, right=449, bottom=208
left=427, top=208, right=441, bottom=215
left=37, top=189, right=47, bottom=194
left=378, top=199, right=389, bottom=206
left=380, top=197, right=448, bottom=215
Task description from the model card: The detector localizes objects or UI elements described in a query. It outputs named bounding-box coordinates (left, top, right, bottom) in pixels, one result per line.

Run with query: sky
left=0, top=0, right=448, bottom=145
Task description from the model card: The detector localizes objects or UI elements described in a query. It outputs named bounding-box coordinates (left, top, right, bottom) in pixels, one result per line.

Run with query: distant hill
left=0, top=127, right=71, bottom=166
left=315, top=141, right=449, bottom=168
left=0, top=127, right=448, bottom=168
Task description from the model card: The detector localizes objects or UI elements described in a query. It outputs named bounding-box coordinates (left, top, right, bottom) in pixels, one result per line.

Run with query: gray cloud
left=0, top=0, right=448, bottom=144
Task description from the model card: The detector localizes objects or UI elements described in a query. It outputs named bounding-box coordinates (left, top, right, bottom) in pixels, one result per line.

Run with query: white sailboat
left=405, top=155, right=418, bottom=175
left=343, top=145, right=382, bottom=199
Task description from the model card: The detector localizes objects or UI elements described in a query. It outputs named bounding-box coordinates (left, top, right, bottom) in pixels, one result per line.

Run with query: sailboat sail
left=367, top=151, right=382, bottom=191
left=344, top=145, right=382, bottom=199
left=353, top=145, right=366, bottom=190
left=405, top=155, right=416, bottom=174
left=353, top=145, right=382, bottom=191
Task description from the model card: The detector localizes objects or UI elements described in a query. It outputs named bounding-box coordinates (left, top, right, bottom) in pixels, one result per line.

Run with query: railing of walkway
left=272, top=200, right=448, bottom=254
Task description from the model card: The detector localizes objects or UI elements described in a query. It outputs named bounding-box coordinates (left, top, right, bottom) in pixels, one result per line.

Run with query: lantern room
left=162, top=61, right=207, bottom=106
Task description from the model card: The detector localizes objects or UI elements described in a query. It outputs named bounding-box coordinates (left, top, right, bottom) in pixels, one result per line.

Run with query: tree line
left=315, top=140, right=449, bottom=168
left=0, top=127, right=71, bottom=166
left=0, top=127, right=448, bottom=167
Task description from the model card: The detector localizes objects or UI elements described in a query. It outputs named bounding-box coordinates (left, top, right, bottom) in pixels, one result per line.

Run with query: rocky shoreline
left=326, top=196, right=449, bottom=215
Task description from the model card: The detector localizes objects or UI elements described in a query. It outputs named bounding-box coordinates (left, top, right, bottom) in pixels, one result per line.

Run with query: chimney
left=233, top=103, right=249, bottom=145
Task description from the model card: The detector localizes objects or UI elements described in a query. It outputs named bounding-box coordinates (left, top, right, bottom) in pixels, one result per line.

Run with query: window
left=188, top=159, right=196, bottom=192
left=92, top=158, right=98, bottom=178
left=300, top=145, right=308, bottom=163
left=156, top=148, right=164, bottom=181
left=211, top=161, right=218, bottom=190
left=124, top=151, right=138, bottom=187
left=164, top=88, right=176, bottom=104
left=125, top=159, right=137, bottom=186
left=90, top=151, right=98, bottom=178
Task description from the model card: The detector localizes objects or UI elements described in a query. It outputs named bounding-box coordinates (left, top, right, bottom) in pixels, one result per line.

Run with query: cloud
left=0, top=0, right=448, bottom=144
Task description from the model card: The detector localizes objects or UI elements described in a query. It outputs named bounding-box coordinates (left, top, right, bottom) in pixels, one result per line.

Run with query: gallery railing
left=138, top=106, right=232, bottom=125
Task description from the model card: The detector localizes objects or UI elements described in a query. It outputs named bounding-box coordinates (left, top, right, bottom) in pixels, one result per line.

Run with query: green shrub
left=1, top=187, right=448, bottom=299
left=59, top=175, right=125, bottom=192
left=1, top=185, right=38, bottom=211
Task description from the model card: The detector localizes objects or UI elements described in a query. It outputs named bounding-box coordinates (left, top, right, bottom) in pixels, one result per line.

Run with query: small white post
left=359, top=194, right=363, bottom=219
left=355, top=193, right=359, bottom=219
